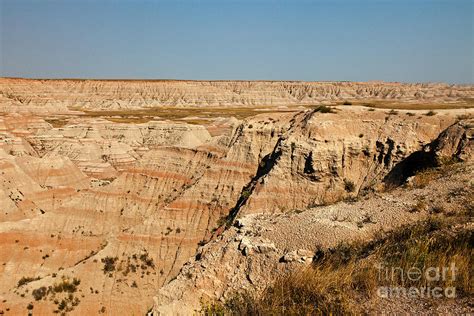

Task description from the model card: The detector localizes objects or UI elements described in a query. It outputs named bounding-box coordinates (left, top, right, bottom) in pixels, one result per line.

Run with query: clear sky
left=1, top=0, right=473, bottom=83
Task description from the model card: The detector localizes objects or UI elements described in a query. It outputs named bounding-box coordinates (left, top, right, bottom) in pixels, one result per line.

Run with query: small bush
left=32, top=287, right=47, bottom=301
left=425, top=110, right=437, bottom=116
left=314, top=105, right=335, bottom=113
left=101, top=257, right=118, bottom=273
left=139, top=253, right=155, bottom=269
left=241, top=189, right=252, bottom=199
left=57, top=300, right=67, bottom=311
left=342, top=101, right=352, bottom=105
left=387, top=109, right=398, bottom=115
left=344, top=179, right=355, bottom=193
left=17, top=277, right=39, bottom=287
left=53, top=277, right=80, bottom=293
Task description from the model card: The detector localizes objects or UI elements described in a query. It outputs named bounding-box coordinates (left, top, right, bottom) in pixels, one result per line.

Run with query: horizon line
left=1, top=77, right=471, bottom=85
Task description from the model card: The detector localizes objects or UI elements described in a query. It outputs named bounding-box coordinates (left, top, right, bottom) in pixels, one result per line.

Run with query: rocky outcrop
left=150, top=123, right=474, bottom=315
left=430, top=119, right=473, bottom=161
left=383, top=119, right=473, bottom=187
left=1, top=78, right=473, bottom=112
left=0, top=78, right=473, bottom=315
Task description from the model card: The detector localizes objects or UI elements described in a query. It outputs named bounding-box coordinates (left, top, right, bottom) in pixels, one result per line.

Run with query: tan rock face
left=152, top=122, right=474, bottom=315
left=1, top=78, right=473, bottom=112
left=0, top=78, right=473, bottom=315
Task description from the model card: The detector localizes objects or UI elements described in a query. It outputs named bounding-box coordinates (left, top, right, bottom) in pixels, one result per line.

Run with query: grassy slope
left=203, top=165, right=473, bottom=315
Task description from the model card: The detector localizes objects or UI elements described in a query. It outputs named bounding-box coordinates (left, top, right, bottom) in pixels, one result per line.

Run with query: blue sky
left=1, top=0, right=472, bottom=83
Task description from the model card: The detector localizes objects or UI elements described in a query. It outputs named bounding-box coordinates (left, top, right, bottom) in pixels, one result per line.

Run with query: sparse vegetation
left=26, top=277, right=82, bottom=312
left=139, top=252, right=155, bottom=269
left=83, top=106, right=298, bottom=126
left=410, top=163, right=460, bottom=188
left=387, top=109, right=398, bottom=115
left=290, top=142, right=296, bottom=152
left=216, top=215, right=230, bottom=228
left=314, top=105, right=335, bottom=113
left=52, top=277, right=80, bottom=293
left=410, top=199, right=427, bottom=213
left=455, top=113, right=472, bottom=122
left=241, top=189, right=252, bottom=199
left=425, top=110, right=437, bottom=116
left=204, top=212, right=472, bottom=314
left=343, top=179, right=355, bottom=193
left=32, top=286, right=47, bottom=301
left=17, top=277, right=40, bottom=287
left=101, top=256, right=118, bottom=273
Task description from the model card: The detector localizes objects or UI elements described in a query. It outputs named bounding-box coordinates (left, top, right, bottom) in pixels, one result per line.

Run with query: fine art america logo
left=376, top=262, right=458, bottom=299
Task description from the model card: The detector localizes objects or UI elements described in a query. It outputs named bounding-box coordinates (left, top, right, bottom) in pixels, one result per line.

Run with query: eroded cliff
left=0, top=78, right=473, bottom=315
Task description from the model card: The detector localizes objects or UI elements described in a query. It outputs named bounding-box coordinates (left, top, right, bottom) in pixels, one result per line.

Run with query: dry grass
left=105, top=117, right=153, bottom=124
left=357, top=99, right=474, bottom=110
left=300, top=99, right=474, bottom=111
left=412, top=170, right=439, bottom=188
left=72, top=98, right=472, bottom=126
left=79, top=106, right=298, bottom=125
left=203, top=212, right=472, bottom=315
left=411, top=162, right=462, bottom=189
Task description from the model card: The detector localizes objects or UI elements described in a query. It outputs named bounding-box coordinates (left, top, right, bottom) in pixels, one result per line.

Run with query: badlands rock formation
left=152, top=118, right=474, bottom=315
left=1, top=78, right=473, bottom=112
left=0, top=78, right=473, bottom=315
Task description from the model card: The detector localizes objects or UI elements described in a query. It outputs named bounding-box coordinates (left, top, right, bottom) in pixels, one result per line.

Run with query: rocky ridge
left=152, top=118, right=474, bottom=314
left=1, top=78, right=473, bottom=113
left=0, top=78, right=473, bottom=315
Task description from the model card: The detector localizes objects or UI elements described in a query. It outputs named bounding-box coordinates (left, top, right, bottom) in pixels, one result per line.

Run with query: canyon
left=0, top=78, right=472, bottom=315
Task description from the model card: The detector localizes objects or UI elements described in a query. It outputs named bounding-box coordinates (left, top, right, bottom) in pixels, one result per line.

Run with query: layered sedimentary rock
left=152, top=120, right=474, bottom=314
left=1, top=78, right=473, bottom=113
left=0, top=78, right=473, bottom=315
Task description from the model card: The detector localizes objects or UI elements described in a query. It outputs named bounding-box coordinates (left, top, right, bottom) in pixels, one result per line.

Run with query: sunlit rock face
left=1, top=78, right=473, bottom=112
left=0, top=78, right=472, bottom=315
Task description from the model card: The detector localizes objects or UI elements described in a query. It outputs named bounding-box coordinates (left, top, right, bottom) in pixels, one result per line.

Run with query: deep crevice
left=225, top=140, right=283, bottom=226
